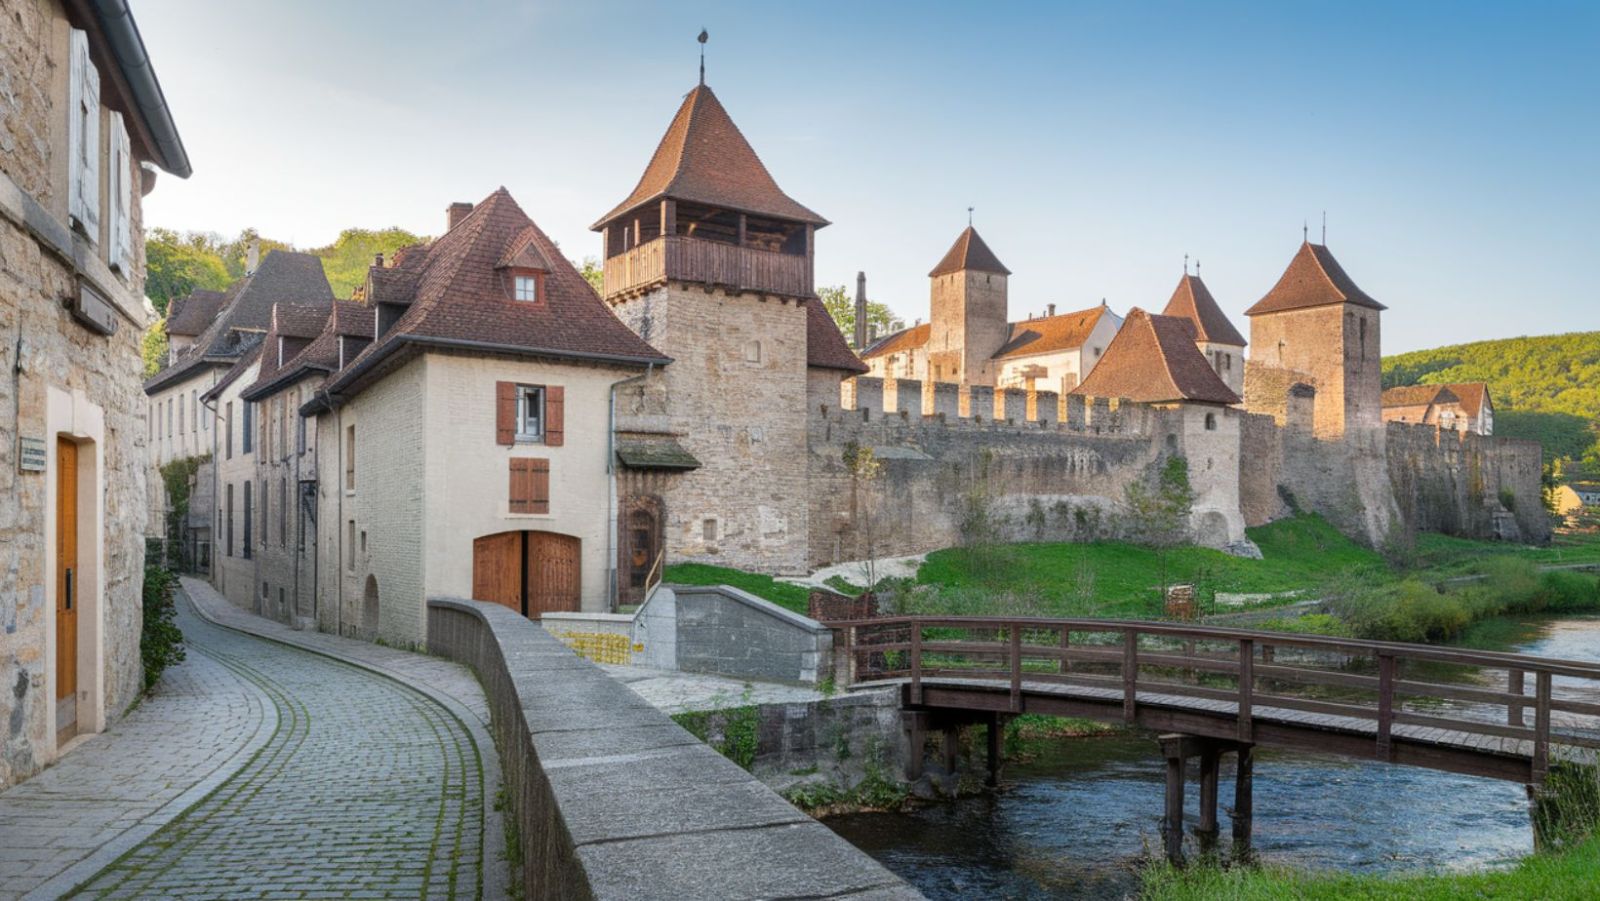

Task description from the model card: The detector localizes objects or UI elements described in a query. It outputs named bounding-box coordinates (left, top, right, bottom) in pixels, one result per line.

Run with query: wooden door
left=619, top=499, right=661, bottom=606
left=56, top=439, right=78, bottom=727
left=472, top=532, right=523, bottom=614
left=526, top=532, right=580, bottom=618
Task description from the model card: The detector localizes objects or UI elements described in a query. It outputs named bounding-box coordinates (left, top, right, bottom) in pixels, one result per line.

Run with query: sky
left=134, top=0, right=1598, bottom=355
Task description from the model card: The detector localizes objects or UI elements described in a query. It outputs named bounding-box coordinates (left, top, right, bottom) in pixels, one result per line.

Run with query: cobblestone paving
left=64, top=593, right=485, bottom=900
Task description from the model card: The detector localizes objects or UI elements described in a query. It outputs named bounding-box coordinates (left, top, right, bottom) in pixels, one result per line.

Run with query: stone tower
left=593, top=83, right=832, bottom=578
left=1162, top=272, right=1247, bottom=397
left=1243, top=241, right=1398, bottom=546
left=927, top=226, right=1010, bottom=387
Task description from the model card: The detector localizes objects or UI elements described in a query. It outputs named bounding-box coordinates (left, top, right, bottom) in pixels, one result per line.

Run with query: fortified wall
left=1386, top=422, right=1549, bottom=544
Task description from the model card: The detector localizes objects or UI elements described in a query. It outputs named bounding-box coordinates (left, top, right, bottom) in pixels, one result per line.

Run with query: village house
left=303, top=190, right=668, bottom=646
left=860, top=226, right=1124, bottom=397
left=0, top=0, right=189, bottom=788
left=200, top=345, right=260, bottom=606
left=1381, top=382, right=1494, bottom=435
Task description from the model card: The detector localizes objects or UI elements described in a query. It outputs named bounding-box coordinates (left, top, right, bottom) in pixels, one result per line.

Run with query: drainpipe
left=607, top=365, right=653, bottom=612
left=199, top=371, right=222, bottom=578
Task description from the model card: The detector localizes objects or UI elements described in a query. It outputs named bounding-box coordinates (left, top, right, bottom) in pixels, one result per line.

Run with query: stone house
left=162, top=287, right=224, bottom=357
left=0, top=0, right=189, bottom=788
left=1381, top=382, right=1493, bottom=436
left=861, top=226, right=1123, bottom=398
left=304, top=190, right=668, bottom=646
left=1161, top=272, right=1247, bottom=397
left=201, top=347, right=261, bottom=609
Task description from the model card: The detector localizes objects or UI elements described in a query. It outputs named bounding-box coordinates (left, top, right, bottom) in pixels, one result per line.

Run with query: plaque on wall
left=72, top=280, right=119, bottom=336
left=19, top=437, right=46, bottom=472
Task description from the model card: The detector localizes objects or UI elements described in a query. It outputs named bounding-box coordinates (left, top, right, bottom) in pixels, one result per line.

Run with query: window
left=517, top=386, right=544, bottom=440
left=1205, top=413, right=1218, bottom=431
left=225, top=402, right=234, bottom=458
left=345, top=425, right=356, bottom=491
left=166, top=398, right=172, bottom=437
left=259, top=479, right=268, bottom=550
left=508, top=458, right=550, bottom=514
left=743, top=340, right=762, bottom=363
left=242, top=402, right=254, bottom=453
left=514, top=275, right=539, bottom=302
left=347, top=521, right=356, bottom=572
left=178, top=395, right=185, bottom=435
left=67, top=29, right=101, bottom=239
left=225, top=484, right=235, bottom=557
left=703, top=518, right=718, bottom=541
left=279, top=478, right=287, bottom=547
left=242, top=481, right=253, bottom=559
left=108, top=111, right=132, bottom=271
left=296, top=400, right=306, bottom=453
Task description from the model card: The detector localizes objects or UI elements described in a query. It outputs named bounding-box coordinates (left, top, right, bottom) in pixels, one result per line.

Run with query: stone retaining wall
left=425, top=597, right=918, bottom=900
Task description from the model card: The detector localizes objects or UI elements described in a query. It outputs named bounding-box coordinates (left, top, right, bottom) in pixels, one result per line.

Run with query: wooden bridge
left=826, top=615, right=1600, bottom=864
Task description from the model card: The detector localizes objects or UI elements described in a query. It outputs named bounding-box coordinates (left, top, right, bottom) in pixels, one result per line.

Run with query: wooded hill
left=1382, top=332, right=1600, bottom=477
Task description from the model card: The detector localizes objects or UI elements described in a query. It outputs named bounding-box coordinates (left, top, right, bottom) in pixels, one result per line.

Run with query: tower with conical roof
left=593, top=82, right=852, bottom=575
left=1163, top=272, right=1246, bottom=397
left=927, top=226, right=1010, bottom=387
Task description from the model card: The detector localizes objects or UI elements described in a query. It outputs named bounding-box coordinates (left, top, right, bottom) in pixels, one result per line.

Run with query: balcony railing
left=603, top=236, right=812, bottom=301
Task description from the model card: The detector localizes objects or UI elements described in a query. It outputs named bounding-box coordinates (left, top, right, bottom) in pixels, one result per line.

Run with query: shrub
left=140, top=563, right=186, bottom=695
left=1481, top=557, right=1542, bottom=609
left=1539, top=571, right=1600, bottom=612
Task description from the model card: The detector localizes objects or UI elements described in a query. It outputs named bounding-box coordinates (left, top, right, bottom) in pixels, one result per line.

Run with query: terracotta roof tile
left=242, top=301, right=368, bottom=401
left=1245, top=242, right=1385, bottom=316
left=165, top=289, right=225, bottom=336
left=860, top=322, right=930, bottom=360
left=1444, top=382, right=1490, bottom=418
left=805, top=299, right=868, bottom=373
left=993, top=304, right=1112, bottom=359
left=1162, top=274, right=1246, bottom=346
left=929, top=226, right=1010, bottom=277
left=1381, top=384, right=1458, bottom=408
left=1070, top=308, right=1240, bottom=405
left=325, top=188, right=668, bottom=403
left=593, top=84, right=826, bottom=228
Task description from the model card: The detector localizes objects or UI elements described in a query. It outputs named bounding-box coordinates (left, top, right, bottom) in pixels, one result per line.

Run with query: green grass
left=662, top=563, right=812, bottom=613
left=1415, top=530, right=1600, bottom=576
left=1142, top=834, right=1600, bottom=900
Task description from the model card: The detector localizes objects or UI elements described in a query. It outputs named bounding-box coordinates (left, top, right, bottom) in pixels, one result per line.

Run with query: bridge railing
left=826, top=616, right=1600, bottom=778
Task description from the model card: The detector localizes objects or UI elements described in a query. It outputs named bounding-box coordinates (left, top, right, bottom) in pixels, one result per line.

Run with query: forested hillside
left=1383, top=332, right=1600, bottom=477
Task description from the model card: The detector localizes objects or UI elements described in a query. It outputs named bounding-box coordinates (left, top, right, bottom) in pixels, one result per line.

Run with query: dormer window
left=514, top=275, right=539, bottom=302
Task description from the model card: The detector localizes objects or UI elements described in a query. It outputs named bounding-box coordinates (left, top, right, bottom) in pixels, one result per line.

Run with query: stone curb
left=20, top=589, right=281, bottom=901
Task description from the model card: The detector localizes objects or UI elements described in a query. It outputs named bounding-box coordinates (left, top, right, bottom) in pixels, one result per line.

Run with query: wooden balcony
left=603, top=236, right=812, bottom=301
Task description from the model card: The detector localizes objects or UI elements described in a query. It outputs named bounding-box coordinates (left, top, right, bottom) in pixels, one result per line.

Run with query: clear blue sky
left=136, top=0, right=1597, bottom=354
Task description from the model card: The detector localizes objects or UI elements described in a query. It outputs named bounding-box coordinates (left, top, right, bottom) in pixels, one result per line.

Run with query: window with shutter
left=67, top=29, right=101, bottom=241
left=544, top=386, right=564, bottom=447
left=509, top=458, right=551, bottom=514
left=495, top=381, right=516, bottom=445
left=109, top=111, right=132, bottom=272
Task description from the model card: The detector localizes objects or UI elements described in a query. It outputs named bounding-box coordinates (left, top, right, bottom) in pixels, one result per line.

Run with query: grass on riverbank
left=1142, top=834, right=1600, bottom=900
left=661, top=563, right=813, bottom=613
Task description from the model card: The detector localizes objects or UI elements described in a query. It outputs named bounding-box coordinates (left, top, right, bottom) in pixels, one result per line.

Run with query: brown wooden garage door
left=471, top=530, right=580, bottom=618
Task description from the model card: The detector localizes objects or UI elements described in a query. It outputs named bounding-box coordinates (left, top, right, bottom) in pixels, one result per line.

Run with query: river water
left=824, top=614, right=1600, bottom=899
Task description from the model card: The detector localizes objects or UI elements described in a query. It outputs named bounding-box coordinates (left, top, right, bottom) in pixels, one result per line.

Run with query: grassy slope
left=1142, top=835, right=1600, bottom=901
left=661, top=563, right=813, bottom=613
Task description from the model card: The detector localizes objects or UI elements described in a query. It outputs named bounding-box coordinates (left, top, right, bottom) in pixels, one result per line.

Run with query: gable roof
left=199, top=342, right=262, bottom=404
left=242, top=301, right=370, bottom=401
left=1162, top=274, right=1246, bottom=346
left=593, top=84, right=826, bottom=229
left=1381, top=384, right=1460, bottom=409
left=805, top=299, right=868, bottom=373
left=146, top=250, right=334, bottom=393
left=929, top=226, right=1010, bottom=277
left=165, top=289, right=225, bottom=337
left=860, top=322, right=931, bottom=360
left=323, top=188, right=669, bottom=405
left=1444, top=382, right=1491, bottom=418
left=1070, top=308, right=1240, bottom=405
left=1245, top=242, right=1385, bottom=316
left=993, top=304, right=1114, bottom=360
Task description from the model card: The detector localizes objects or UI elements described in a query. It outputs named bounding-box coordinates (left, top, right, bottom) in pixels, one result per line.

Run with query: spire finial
left=1183, top=253, right=1189, bottom=275
left=697, top=29, right=708, bottom=85
left=1321, top=210, right=1327, bottom=245
left=967, top=206, right=974, bottom=227
left=1195, top=258, right=1201, bottom=275
left=1303, top=220, right=1309, bottom=243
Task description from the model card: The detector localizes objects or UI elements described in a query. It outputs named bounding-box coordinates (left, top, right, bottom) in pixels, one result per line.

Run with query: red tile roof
left=165, top=289, right=225, bottom=336
left=592, top=84, right=827, bottom=229
left=1162, top=274, right=1246, bottom=346
left=929, top=226, right=1010, bottom=277
left=1381, top=384, right=1459, bottom=409
left=993, top=304, right=1113, bottom=359
left=323, top=188, right=669, bottom=404
left=1070, top=308, right=1240, bottom=405
left=242, top=301, right=369, bottom=401
left=1245, top=242, right=1385, bottom=316
left=1444, top=382, right=1491, bottom=419
left=860, top=322, right=930, bottom=360
left=805, top=298, right=868, bottom=373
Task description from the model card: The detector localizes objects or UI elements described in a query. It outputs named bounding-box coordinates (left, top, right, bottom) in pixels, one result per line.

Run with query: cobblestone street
left=0, top=583, right=502, bottom=900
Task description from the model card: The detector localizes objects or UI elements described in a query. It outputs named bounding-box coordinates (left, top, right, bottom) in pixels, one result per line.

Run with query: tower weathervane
left=967, top=206, right=974, bottom=227
left=1321, top=210, right=1327, bottom=244
left=1184, top=253, right=1189, bottom=275
left=698, top=29, right=708, bottom=85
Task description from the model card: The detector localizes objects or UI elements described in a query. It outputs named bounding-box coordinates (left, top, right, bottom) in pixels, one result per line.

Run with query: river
left=823, top=614, right=1600, bottom=899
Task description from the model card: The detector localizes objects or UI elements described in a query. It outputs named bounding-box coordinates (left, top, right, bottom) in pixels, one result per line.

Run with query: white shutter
left=110, top=111, right=132, bottom=272
left=69, top=29, right=102, bottom=241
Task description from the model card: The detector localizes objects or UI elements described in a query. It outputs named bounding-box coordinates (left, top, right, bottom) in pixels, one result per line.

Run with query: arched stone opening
left=360, top=574, right=380, bottom=641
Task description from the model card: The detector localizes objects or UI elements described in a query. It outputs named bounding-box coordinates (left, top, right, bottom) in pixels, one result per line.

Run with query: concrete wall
left=660, top=586, right=833, bottom=685
left=1, top=0, right=155, bottom=787
left=424, top=598, right=916, bottom=900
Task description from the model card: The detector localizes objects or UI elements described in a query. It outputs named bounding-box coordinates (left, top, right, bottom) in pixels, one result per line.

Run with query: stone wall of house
left=611, top=283, right=811, bottom=575
left=1, top=0, right=153, bottom=788
left=928, top=269, right=1008, bottom=386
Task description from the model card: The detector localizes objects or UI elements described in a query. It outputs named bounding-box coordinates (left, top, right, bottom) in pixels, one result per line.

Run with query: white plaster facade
left=995, top=309, right=1124, bottom=394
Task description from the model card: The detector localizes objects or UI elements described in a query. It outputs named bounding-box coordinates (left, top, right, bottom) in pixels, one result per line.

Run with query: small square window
left=514, top=275, right=538, bottom=302
left=517, top=385, right=545, bottom=441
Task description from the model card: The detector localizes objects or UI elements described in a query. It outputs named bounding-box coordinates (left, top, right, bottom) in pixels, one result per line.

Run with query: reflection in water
left=825, top=614, right=1600, bottom=900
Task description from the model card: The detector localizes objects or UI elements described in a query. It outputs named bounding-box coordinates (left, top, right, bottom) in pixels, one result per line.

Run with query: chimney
left=1047, top=303, right=1056, bottom=317
left=447, top=202, right=474, bottom=231
left=245, top=238, right=260, bottom=276
left=374, top=252, right=384, bottom=268
left=853, top=271, right=868, bottom=350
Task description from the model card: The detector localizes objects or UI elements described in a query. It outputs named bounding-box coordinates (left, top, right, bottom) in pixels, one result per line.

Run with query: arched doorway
left=618, top=495, right=663, bottom=606
left=472, top=530, right=581, bottom=618
left=361, top=574, right=380, bottom=640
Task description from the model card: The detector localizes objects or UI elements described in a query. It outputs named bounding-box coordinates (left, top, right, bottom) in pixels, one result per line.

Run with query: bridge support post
left=902, top=711, right=929, bottom=781
left=1158, top=734, right=1193, bottom=866
left=942, top=726, right=960, bottom=778
left=1232, top=744, right=1254, bottom=859
left=985, top=713, right=1004, bottom=788
left=1196, top=746, right=1221, bottom=854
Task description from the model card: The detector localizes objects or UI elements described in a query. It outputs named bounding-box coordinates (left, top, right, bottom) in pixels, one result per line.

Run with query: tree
left=817, top=284, right=896, bottom=348
left=577, top=256, right=604, bottom=294
left=144, top=228, right=229, bottom=316
left=842, top=442, right=886, bottom=593
left=1125, top=455, right=1196, bottom=599
left=141, top=319, right=168, bottom=377
left=311, top=227, right=424, bottom=298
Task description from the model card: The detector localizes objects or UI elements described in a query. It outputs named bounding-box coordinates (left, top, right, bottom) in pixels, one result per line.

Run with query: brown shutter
left=544, top=386, right=564, bottom=447
left=496, top=381, right=516, bottom=445
left=531, top=458, right=550, bottom=514
left=508, top=458, right=531, bottom=513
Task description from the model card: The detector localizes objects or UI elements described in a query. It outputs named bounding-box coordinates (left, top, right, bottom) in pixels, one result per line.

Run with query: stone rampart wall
left=1386, top=422, right=1550, bottom=544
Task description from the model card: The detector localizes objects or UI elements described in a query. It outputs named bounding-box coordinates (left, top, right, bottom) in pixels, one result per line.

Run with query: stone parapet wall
left=424, top=598, right=916, bottom=900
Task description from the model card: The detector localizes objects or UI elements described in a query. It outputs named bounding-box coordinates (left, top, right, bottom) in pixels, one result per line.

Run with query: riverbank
left=1140, top=834, right=1600, bottom=900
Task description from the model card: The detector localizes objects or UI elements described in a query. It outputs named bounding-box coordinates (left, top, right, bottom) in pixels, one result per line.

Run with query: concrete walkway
left=0, top=578, right=507, bottom=900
